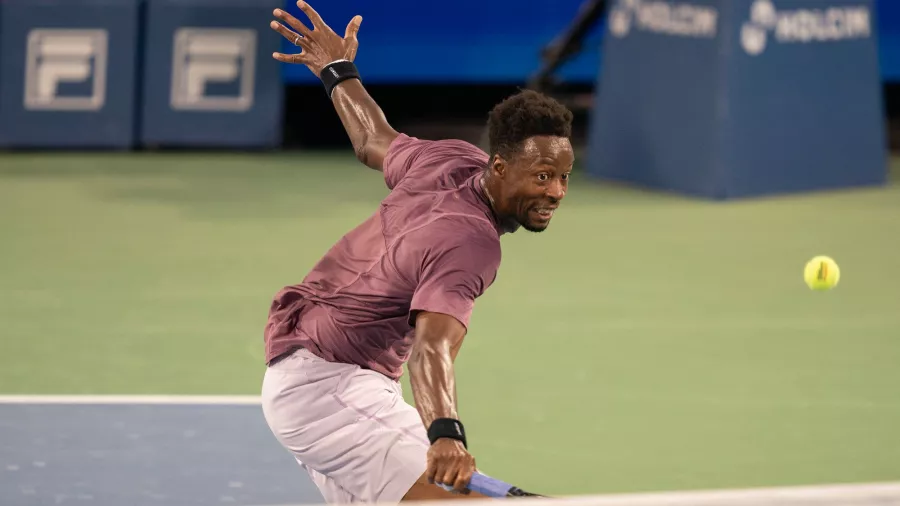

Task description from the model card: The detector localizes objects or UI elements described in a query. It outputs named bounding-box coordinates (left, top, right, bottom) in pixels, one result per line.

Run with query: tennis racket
left=439, top=472, right=545, bottom=498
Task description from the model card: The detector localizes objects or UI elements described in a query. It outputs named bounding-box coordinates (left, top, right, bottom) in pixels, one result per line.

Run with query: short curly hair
left=486, top=89, right=573, bottom=160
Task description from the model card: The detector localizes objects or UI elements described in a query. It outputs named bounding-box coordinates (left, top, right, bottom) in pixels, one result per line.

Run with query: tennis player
left=261, top=2, right=575, bottom=503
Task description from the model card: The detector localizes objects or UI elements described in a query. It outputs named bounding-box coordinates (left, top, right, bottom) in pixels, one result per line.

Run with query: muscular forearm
left=409, top=340, right=457, bottom=428
left=410, top=317, right=478, bottom=492
left=408, top=313, right=465, bottom=428
left=331, top=79, right=398, bottom=171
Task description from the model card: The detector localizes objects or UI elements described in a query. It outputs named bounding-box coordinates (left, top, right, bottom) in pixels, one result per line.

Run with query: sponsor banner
left=139, top=0, right=283, bottom=147
left=0, top=0, right=140, bottom=148
left=588, top=0, right=886, bottom=199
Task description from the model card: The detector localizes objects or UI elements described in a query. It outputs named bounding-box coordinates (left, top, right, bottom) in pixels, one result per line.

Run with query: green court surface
left=2, top=152, right=899, bottom=496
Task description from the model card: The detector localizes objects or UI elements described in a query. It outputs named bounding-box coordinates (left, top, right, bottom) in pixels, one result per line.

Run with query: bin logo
left=741, top=0, right=871, bottom=56
left=24, top=29, right=108, bottom=111
left=170, top=28, right=256, bottom=111
left=609, top=0, right=718, bottom=39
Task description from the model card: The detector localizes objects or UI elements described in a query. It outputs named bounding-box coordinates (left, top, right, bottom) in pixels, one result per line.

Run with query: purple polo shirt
left=264, top=134, right=506, bottom=380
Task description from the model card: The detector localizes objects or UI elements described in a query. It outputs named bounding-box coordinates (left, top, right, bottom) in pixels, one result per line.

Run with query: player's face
left=493, top=136, right=574, bottom=232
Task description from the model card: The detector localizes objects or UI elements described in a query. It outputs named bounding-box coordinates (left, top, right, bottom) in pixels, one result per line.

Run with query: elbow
left=354, top=130, right=397, bottom=171
left=352, top=135, right=382, bottom=171
left=407, top=345, right=426, bottom=379
left=408, top=338, right=433, bottom=366
left=354, top=139, right=372, bottom=167
left=408, top=337, right=444, bottom=373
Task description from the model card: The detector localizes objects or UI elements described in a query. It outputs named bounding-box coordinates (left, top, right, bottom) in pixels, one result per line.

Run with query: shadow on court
left=0, top=402, right=322, bottom=506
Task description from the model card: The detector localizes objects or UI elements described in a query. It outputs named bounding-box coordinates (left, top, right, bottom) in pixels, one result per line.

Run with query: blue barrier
left=868, top=0, right=900, bottom=80
left=277, top=0, right=605, bottom=84
left=588, top=0, right=887, bottom=199
left=277, top=0, right=900, bottom=84
left=140, top=0, right=283, bottom=148
left=0, top=0, right=141, bottom=148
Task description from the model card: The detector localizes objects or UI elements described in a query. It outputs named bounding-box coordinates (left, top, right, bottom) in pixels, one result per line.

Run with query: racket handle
left=468, top=472, right=515, bottom=497
left=438, top=472, right=514, bottom=498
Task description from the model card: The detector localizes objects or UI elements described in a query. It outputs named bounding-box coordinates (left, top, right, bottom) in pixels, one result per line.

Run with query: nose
left=546, top=178, right=566, bottom=202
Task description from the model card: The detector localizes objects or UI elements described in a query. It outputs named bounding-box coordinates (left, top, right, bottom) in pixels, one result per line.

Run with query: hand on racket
left=426, top=438, right=476, bottom=494
left=438, top=472, right=547, bottom=498
left=269, top=0, right=362, bottom=76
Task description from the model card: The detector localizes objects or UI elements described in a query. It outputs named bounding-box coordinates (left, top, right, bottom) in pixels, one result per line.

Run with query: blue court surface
left=0, top=398, right=322, bottom=506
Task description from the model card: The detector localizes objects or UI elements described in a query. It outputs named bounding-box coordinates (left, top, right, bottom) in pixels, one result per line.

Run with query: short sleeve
left=382, top=133, right=488, bottom=190
left=408, top=231, right=501, bottom=329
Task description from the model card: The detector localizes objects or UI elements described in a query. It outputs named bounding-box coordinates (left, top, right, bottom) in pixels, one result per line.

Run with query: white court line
left=533, top=482, right=900, bottom=506
left=0, top=395, right=261, bottom=405
left=249, top=482, right=900, bottom=506
left=400, top=482, right=900, bottom=506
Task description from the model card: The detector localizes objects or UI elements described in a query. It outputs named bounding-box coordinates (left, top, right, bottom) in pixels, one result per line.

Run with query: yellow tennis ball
left=804, top=256, right=840, bottom=290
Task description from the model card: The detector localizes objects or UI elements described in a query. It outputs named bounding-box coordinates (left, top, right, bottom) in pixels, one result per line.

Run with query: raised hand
left=270, top=1, right=362, bottom=76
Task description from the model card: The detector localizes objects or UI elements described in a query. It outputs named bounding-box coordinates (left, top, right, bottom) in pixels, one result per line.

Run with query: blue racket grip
left=439, top=472, right=513, bottom=497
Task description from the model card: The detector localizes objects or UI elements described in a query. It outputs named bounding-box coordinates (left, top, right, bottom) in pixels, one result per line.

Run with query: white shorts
left=261, top=348, right=430, bottom=504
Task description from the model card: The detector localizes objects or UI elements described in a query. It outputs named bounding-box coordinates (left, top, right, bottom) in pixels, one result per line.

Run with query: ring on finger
left=294, top=34, right=301, bottom=46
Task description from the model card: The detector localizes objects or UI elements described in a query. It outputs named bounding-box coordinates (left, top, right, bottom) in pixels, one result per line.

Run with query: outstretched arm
left=270, top=1, right=399, bottom=171
left=403, top=231, right=501, bottom=494
left=408, top=311, right=475, bottom=494
left=329, top=79, right=398, bottom=171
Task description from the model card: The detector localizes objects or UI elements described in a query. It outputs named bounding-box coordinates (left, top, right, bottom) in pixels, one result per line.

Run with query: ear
left=490, top=154, right=507, bottom=178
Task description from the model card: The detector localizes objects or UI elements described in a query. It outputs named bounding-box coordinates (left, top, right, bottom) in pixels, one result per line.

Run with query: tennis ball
left=804, top=256, right=840, bottom=291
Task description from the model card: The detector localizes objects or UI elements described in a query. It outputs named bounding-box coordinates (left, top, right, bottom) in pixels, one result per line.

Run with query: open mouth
left=531, top=207, right=555, bottom=221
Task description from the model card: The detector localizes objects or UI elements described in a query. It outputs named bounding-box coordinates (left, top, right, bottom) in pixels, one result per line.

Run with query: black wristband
left=427, top=418, right=467, bottom=449
left=319, top=60, right=360, bottom=98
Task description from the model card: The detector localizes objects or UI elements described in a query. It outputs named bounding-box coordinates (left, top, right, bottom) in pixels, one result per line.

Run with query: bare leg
left=401, top=472, right=490, bottom=501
